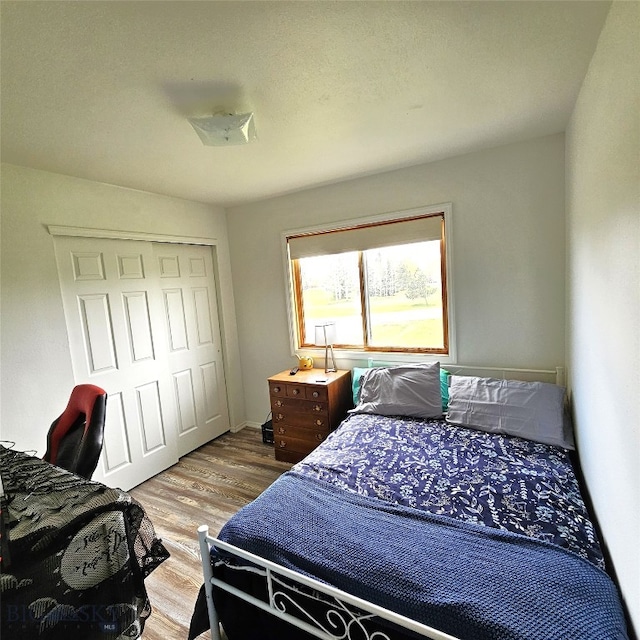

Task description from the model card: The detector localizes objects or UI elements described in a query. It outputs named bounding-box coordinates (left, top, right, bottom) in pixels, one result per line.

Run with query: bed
left=189, top=363, right=629, bottom=640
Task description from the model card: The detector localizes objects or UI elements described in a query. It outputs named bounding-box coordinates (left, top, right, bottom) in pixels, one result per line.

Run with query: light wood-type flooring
left=129, top=428, right=291, bottom=640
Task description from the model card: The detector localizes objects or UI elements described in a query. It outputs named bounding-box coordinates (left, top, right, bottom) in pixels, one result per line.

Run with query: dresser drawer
left=272, top=423, right=329, bottom=443
left=270, top=396, right=327, bottom=415
left=302, top=386, right=328, bottom=401
left=269, top=381, right=328, bottom=402
left=274, top=448, right=305, bottom=464
left=271, top=410, right=329, bottom=429
left=274, top=434, right=317, bottom=456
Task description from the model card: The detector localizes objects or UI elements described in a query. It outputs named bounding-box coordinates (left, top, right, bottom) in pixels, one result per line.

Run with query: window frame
left=282, top=203, right=456, bottom=365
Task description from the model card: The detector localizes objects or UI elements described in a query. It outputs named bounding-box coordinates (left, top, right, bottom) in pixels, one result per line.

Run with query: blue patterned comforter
left=295, top=413, right=604, bottom=568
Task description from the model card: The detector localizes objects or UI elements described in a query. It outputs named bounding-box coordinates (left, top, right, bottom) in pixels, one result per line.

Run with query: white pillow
left=446, top=376, right=573, bottom=449
left=350, top=363, right=442, bottom=419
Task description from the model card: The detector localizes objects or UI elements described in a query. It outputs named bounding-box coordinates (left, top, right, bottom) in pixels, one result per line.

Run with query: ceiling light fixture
left=187, top=111, right=257, bottom=146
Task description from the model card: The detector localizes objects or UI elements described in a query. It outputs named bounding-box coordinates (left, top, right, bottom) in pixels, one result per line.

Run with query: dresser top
left=268, top=368, right=351, bottom=385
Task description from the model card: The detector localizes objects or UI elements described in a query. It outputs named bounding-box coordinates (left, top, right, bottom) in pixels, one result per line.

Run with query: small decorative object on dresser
left=268, top=368, right=352, bottom=463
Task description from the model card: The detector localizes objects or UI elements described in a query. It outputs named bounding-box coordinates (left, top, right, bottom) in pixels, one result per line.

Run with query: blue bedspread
left=296, top=413, right=604, bottom=567
left=218, top=471, right=628, bottom=640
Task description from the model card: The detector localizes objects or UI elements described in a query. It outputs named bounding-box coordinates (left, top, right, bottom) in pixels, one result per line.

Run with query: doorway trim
left=48, top=224, right=217, bottom=247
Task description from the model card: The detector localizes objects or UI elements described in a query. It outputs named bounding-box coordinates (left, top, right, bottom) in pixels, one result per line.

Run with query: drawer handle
left=278, top=426, right=286, bottom=434
left=313, top=404, right=322, bottom=412
left=292, top=388, right=300, bottom=395
left=276, top=413, right=284, bottom=421
left=275, top=400, right=283, bottom=407
left=315, top=419, right=324, bottom=427
left=315, top=433, right=325, bottom=441
left=273, top=386, right=281, bottom=393
left=312, top=391, right=319, bottom=398
left=278, top=440, right=287, bottom=449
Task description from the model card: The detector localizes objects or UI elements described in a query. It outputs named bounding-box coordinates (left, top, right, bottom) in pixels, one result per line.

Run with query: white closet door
left=54, top=237, right=229, bottom=489
left=155, top=243, right=229, bottom=457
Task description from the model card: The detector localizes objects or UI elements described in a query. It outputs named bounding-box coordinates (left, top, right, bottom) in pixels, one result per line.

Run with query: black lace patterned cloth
left=0, top=445, right=169, bottom=640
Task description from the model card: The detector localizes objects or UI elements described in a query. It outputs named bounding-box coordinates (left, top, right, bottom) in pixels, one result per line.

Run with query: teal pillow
left=440, top=368, right=450, bottom=412
left=352, top=367, right=370, bottom=404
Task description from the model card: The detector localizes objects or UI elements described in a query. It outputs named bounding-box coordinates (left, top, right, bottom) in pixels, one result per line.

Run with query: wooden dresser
left=267, top=368, right=353, bottom=463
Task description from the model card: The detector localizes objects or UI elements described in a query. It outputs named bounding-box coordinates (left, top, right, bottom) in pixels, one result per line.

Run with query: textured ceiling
left=1, top=1, right=611, bottom=207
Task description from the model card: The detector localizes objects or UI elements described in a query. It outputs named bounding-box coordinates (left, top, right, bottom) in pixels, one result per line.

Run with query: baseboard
left=231, top=421, right=261, bottom=433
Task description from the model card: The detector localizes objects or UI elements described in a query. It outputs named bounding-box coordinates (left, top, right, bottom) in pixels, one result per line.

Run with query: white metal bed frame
left=197, top=527, right=461, bottom=640
left=196, top=365, right=565, bottom=640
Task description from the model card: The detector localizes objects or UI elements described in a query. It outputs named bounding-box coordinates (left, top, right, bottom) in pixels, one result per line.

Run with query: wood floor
left=129, top=428, right=292, bottom=640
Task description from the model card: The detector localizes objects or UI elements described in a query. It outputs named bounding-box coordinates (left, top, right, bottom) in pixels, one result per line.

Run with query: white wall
left=226, top=134, right=566, bottom=425
left=0, top=164, right=245, bottom=455
left=566, top=1, right=639, bottom=634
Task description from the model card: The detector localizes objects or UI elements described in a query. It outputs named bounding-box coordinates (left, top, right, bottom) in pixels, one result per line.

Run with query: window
left=286, top=208, right=452, bottom=356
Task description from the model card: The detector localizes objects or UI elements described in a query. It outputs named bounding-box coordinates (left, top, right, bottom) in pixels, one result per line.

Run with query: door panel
left=173, top=369, right=197, bottom=435
left=193, top=288, right=214, bottom=344
left=164, top=289, right=189, bottom=351
left=154, top=243, right=229, bottom=456
left=79, top=294, right=119, bottom=373
left=201, top=361, right=220, bottom=419
left=101, top=392, right=131, bottom=471
left=123, top=291, right=155, bottom=362
left=55, top=237, right=229, bottom=489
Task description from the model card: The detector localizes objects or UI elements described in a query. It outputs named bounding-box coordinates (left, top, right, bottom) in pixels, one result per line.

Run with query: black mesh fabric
left=1, top=445, right=169, bottom=640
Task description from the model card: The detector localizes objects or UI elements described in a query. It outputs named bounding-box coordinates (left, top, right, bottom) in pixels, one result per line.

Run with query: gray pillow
left=350, top=363, right=442, bottom=419
left=446, top=375, right=574, bottom=449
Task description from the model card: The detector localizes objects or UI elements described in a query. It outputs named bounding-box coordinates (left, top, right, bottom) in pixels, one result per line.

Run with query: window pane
left=364, top=241, right=444, bottom=349
left=298, top=253, right=363, bottom=345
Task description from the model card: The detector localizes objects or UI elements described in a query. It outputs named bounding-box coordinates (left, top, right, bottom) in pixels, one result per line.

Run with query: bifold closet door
left=54, top=236, right=229, bottom=490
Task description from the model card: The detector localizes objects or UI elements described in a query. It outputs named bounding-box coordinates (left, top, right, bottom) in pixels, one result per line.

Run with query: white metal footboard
left=197, top=525, right=460, bottom=640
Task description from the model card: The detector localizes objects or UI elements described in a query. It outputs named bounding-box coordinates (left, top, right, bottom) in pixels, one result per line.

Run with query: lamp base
left=325, top=344, right=337, bottom=373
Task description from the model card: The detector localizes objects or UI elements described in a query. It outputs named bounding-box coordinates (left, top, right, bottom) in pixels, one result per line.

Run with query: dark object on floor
left=261, top=419, right=274, bottom=445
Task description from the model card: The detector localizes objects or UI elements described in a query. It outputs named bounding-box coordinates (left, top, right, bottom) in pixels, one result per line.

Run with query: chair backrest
left=43, top=384, right=107, bottom=480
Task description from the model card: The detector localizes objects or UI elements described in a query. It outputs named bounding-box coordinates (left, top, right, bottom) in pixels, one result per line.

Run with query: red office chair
left=43, top=384, right=107, bottom=480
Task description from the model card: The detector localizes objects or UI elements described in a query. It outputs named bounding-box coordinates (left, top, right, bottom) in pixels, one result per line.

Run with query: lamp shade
left=315, top=322, right=336, bottom=346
